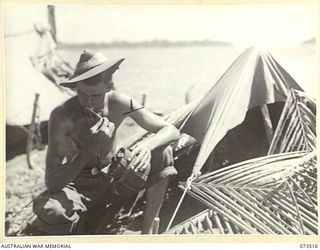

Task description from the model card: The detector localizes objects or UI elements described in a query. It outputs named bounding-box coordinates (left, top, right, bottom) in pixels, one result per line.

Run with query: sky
left=3, top=3, right=318, bottom=48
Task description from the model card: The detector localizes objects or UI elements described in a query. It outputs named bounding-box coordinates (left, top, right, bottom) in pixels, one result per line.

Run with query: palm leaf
left=268, top=90, right=316, bottom=154
left=165, top=151, right=317, bottom=235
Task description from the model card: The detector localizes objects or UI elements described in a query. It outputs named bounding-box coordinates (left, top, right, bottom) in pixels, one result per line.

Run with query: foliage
left=168, top=151, right=317, bottom=234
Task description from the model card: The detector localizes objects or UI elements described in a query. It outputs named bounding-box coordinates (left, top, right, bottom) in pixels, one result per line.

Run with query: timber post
left=185, top=83, right=196, bottom=104
left=152, top=217, right=160, bottom=234
left=47, top=5, right=57, bottom=43
left=141, top=92, right=163, bottom=116
left=26, top=93, right=40, bottom=169
left=141, top=92, right=147, bottom=106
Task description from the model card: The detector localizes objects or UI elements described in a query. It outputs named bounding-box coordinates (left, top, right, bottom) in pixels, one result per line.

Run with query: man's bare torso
left=56, top=92, right=125, bottom=167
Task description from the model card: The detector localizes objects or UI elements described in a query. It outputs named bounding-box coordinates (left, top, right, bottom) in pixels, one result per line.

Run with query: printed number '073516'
left=299, top=244, right=318, bottom=249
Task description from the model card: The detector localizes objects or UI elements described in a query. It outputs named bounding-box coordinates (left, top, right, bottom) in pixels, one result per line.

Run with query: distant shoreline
left=301, top=37, right=316, bottom=46
left=59, top=40, right=233, bottom=49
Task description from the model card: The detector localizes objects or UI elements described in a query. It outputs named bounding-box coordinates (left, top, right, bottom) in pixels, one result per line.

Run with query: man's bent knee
left=33, top=190, right=85, bottom=234
left=148, top=145, right=177, bottom=184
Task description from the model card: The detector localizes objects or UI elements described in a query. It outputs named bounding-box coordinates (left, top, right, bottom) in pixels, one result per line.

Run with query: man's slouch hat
left=59, top=50, right=125, bottom=88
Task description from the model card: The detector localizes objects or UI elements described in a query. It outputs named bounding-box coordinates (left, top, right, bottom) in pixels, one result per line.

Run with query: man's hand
left=128, top=143, right=151, bottom=172
left=87, top=108, right=115, bottom=138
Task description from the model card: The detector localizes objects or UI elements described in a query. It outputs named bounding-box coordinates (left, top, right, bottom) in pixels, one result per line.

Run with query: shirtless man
left=33, top=50, right=180, bottom=234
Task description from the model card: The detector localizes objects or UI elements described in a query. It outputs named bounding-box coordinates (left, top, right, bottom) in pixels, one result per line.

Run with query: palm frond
left=268, top=90, right=316, bottom=154
left=166, top=151, right=317, bottom=235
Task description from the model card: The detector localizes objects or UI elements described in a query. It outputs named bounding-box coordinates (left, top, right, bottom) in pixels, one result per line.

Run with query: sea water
left=60, top=44, right=317, bottom=115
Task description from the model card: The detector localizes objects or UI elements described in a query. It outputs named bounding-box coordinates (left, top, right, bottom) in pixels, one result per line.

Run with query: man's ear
left=103, top=71, right=115, bottom=90
left=110, top=80, right=115, bottom=90
left=104, top=69, right=115, bottom=78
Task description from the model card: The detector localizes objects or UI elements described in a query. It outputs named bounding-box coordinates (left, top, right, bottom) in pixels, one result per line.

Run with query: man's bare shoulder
left=49, top=97, right=78, bottom=130
left=108, top=91, right=131, bottom=105
left=108, top=91, right=132, bottom=111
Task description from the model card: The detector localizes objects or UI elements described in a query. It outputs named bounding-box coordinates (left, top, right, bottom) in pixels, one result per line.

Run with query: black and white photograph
left=3, top=2, right=318, bottom=238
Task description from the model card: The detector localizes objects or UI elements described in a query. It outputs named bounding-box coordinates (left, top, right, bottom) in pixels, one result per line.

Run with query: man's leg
left=32, top=186, right=88, bottom=235
left=142, top=177, right=169, bottom=234
left=33, top=171, right=117, bottom=235
left=142, top=145, right=177, bottom=234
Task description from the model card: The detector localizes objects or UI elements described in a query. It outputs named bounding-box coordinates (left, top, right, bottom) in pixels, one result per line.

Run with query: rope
left=165, top=173, right=197, bottom=232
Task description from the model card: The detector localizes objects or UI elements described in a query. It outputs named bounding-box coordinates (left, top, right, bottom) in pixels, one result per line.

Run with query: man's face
left=77, top=72, right=114, bottom=112
left=77, top=89, right=105, bottom=112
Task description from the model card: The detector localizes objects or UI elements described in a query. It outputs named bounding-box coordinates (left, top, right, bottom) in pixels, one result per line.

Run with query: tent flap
left=179, top=48, right=303, bottom=175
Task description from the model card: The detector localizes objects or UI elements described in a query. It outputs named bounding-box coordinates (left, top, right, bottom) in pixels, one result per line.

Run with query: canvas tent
left=173, top=47, right=303, bottom=175
left=5, top=10, right=73, bottom=159
left=160, top=47, right=309, bottom=232
left=123, top=47, right=306, bottom=180
left=5, top=25, right=72, bottom=125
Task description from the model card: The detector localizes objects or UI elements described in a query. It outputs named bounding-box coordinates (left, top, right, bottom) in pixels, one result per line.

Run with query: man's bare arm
left=111, top=92, right=180, bottom=150
left=129, top=107, right=180, bottom=151
left=45, top=108, right=96, bottom=193
left=110, top=92, right=180, bottom=171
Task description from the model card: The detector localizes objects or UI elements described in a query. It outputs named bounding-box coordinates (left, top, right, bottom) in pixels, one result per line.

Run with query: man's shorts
left=32, top=145, right=177, bottom=234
